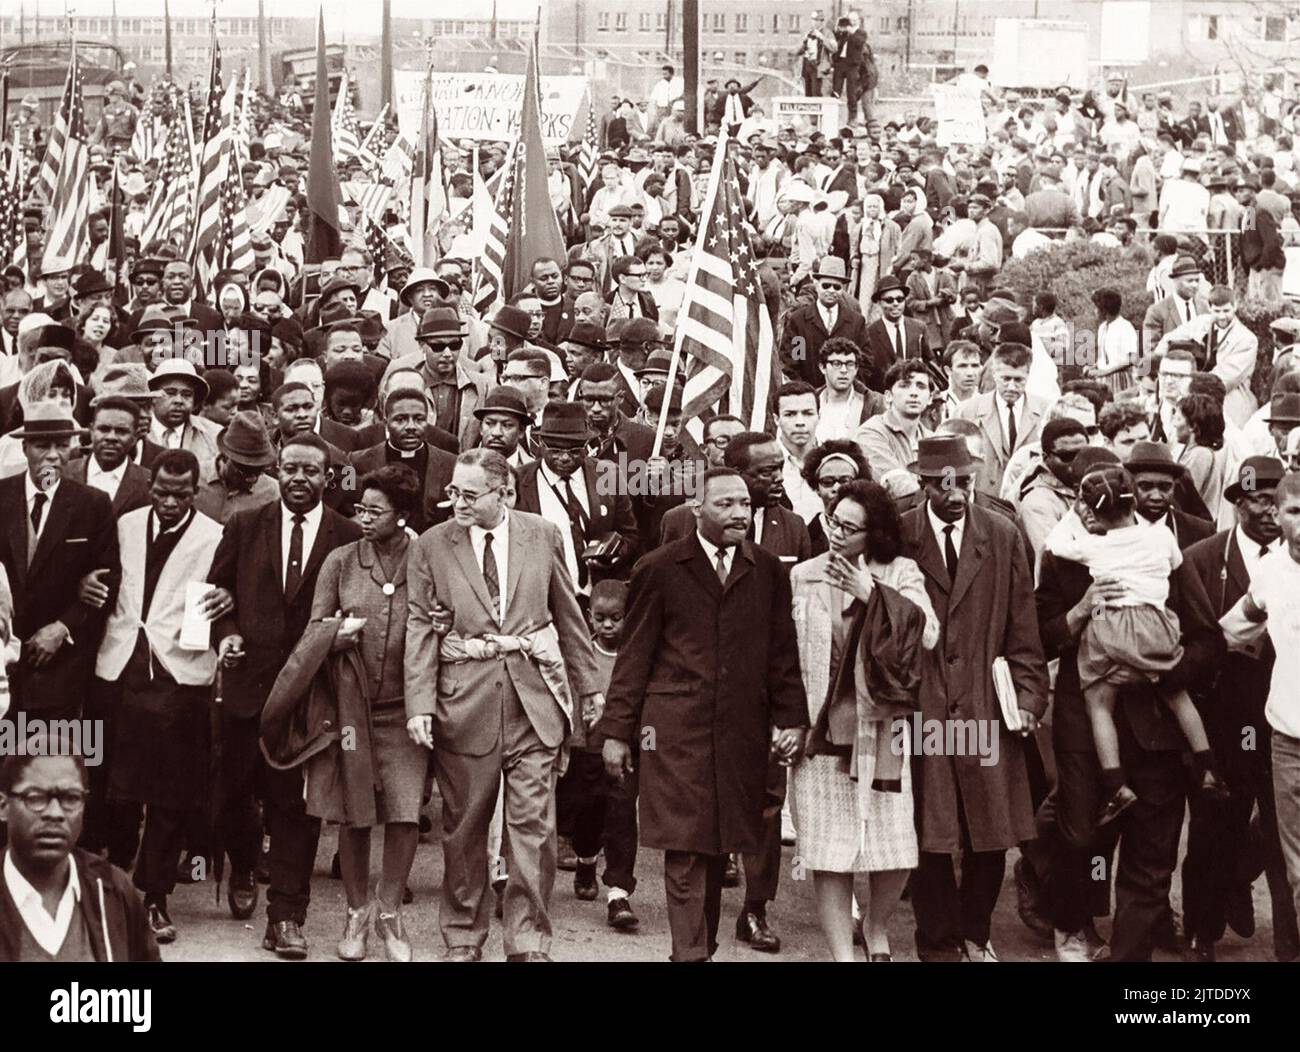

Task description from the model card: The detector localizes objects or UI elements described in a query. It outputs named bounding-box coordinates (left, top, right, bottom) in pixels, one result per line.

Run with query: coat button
left=322, top=720, right=332, bottom=728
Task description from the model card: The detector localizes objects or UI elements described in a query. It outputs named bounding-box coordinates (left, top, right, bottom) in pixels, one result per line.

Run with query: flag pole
left=650, top=127, right=729, bottom=459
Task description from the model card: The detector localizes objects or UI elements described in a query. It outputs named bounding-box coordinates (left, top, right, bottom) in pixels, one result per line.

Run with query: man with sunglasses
left=778, top=256, right=868, bottom=388
left=402, top=306, right=490, bottom=453
left=1016, top=418, right=1089, bottom=566
left=128, top=257, right=165, bottom=314
left=865, top=275, right=932, bottom=394
left=0, top=750, right=160, bottom=961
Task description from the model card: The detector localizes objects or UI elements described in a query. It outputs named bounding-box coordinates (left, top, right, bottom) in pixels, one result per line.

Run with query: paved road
left=159, top=804, right=1278, bottom=962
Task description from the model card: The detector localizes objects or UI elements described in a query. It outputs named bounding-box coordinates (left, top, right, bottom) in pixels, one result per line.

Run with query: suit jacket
left=350, top=420, right=458, bottom=455
left=404, top=511, right=600, bottom=754
left=901, top=504, right=1049, bottom=852
left=95, top=507, right=222, bottom=685
left=904, top=268, right=957, bottom=347
left=658, top=500, right=812, bottom=567
left=954, top=391, right=1049, bottom=497
left=207, top=501, right=363, bottom=719
left=141, top=415, right=222, bottom=482
left=779, top=299, right=870, bottom=387
left=127, top=301, right=223, bottom=335
left=64, top=455, right=152, bottom=517
left=319, top=415, right=365, bottom=454
left=864, top=316, right=932, bottom=392
left=514, top=459, right=640, bottom=580
left=1141, top=293, right=1208, bottom=353
left=344, top=440, right=457, bottom=533
left=606, top=288, right=661, bottom=323
left=596, top=534, right=807, bottom=854
left=0, top=475, right=117, bottom=713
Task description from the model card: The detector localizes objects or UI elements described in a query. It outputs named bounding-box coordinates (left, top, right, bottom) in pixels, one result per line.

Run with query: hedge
left=997, top=241, right=1154, bottom=334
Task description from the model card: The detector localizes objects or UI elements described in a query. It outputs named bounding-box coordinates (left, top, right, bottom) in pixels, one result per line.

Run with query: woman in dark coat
left=308, top=464, right=425, bottom=962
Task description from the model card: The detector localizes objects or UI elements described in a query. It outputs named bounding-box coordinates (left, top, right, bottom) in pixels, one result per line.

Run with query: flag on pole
left=502, top=33, right=566, bottom=301
left=217, top=151, right=255, bottom=274
left=1, top=145, right=24, bottom=269
left=305, top=9, right=343, bottom=264
left=380, top=133, right=414, bottom=183
left=35, top=48, right=80, bottom=203
left=341, top=181, right=393, bottom=224
left=409, top=67, right=447, bottom=268
left=139, top=88, right=198, bottom=252
left=332, top=70, right=360, bottom=160
left=472, top=141, right=516, bottom=317
left=106, top=162, right=131, bottom=305
left=190, top=29, right=228, bottom=273
left=671, top=136, right=780, bottom=435
left=41, top=45, right=91, bottom=276
left=577, top=94, right=598, bottom=192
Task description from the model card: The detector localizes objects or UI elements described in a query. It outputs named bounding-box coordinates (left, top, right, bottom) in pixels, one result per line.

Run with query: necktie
left=1006, top=405, right=1018, bottom=454
left=895, top=323, right=904, bottom=357
left=30, top=491, right=47, bottom=534
left=561, top=478, right=590, bottom=587
left=284, top=513, right=305, bottom=597
left=943, top=524, right=959, bottom=583
left=482, top=531, right=501, bottom=614
left=714, top=548, right=729, bottom=585
left=1182, top=297, right=1192, bottom=325
left=1206, top=325, right=1219, bottom=370
left=1260, top=544, right=1271, bottom=560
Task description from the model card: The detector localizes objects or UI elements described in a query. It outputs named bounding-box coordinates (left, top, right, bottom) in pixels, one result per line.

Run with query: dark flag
left=305, top=8, right=342, bottom=264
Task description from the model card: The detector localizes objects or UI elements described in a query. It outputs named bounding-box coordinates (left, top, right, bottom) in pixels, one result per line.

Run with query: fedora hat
left=812, top=256, right=849, bottom=284
left=92, top=363, right=154, bottom=404
left=1124, top=440, right=1185, bottom=476
left=416, top=307, right=465, bottom=342
left=218, top=410, right=277, bottom=469
left=908, top=435, right=982, bottom=478
left=635, top=349, right=674, bottom=377
left=318, top=273, right=363, bottom=304
left=1224, top=456, right=1285, bottom=504
left=34, top=323, right=78, bottom=357
left=132, top=304, right=195, bottom=341
left=11, top=401, right=88, bottom=441
left=489, top=305, right=532, bottom=343
left=871, top=275, right=907, bottom=302
left=561, top=321, right=609, bottom=353
left=473, top=385, right=534, bottom=425
left=1267, top=392, right=1300, bottom=424
left=615, top=316, right=661, bottom=346
left=73, top=270, right=113, bottom=298
left=399, top=267, right=451, bottom=306
left=1169, top=256, right=1202, bottom=278
left=149, top=358, right=210, bottom=401
left=534, top=400, right=589, bottom=447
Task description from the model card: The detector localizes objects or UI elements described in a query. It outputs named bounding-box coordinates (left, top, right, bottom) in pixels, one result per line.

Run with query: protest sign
left=394, top=70, right=587, bottom=144
left=931, top=84, right=987, bottom=146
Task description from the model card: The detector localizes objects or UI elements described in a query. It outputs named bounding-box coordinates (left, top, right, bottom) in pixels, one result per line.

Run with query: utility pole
left=666, top=0, right=675, bottom=54
left=905, top=0, right=913, bottom=69
left=491, top=0, right=499, bottom=43
left=683, top=0, right=698, bottom=133
left=164, top=0, right=173, bottom=78
left=111, top=0, right=117, bottom=49
left=257, top=0, right=270, bottom=94
left=381, top=0, right=392, bottom=108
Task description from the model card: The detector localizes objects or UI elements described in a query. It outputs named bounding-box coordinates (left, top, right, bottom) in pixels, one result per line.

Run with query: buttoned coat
left=954, top=390, right=1050, bottom=498
left=779, top=298, right=870, bottom=387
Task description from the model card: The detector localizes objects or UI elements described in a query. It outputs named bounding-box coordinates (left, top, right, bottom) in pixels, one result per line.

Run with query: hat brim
left=12, top=424, right=88, bottom=441
left=533, top=431, right=587, bottom=447
left=472, top=405, right=533, bottom=424
left=399, top=277, right=451, bottom=305
left=219, top=443, right=277, bottom=468
left=148, top=374, right=210, bottom=400
left=1123, top=459, right=1186, bottom=477
left=908, top=461, right=981, bottom=477
left=1224, top=476, right=1283, bottom=504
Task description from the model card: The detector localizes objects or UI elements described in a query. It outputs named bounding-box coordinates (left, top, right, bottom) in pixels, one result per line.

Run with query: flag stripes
left=41, top=46, right=90, bottom=275
left=472, top=141, right=516, bottom=316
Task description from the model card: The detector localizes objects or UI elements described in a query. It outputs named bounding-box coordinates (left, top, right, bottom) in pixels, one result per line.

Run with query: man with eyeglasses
left=606, top=256, right=659, bottom=323
left=501, top=348, right=553, bottom=421
left=577, top=362, right=655, bottom=467
left=0, top=750, right=160, bottom=961
left=406, top=449, right=603, bottom=961
left=815, top=337, right=883, bottom=443
left=1016, top=418, right=1089, bottom=564
left=701, top=414, right=745, bottom=468
left=779, top=256, right=868, bottom=388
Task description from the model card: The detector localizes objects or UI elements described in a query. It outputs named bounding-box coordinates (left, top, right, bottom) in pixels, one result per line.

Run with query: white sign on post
left=393, top=70, right=587, bottom=144
left=931, top=84, right=987, bottom=146
left=770, top=96, right=841, bottom=137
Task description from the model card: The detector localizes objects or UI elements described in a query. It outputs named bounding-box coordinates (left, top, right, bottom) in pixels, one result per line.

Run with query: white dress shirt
left=4, top=850, right=80, bottom=957
left=816, top=302, right=839, bottom=334
left=926, top=502, right=966, bottom=560
left=815, top=389, right=864, bottom=442
left=1220, top=547, right=1300, bottom=737
left=696, top=530, right=735, bottom=580
left=25, top=473, right=59, bottom=539
left=280, top=501, right=323, bottom=589
left=536, top=462, right=591, bottom=593
left=1237, top=527, right=1280, bottom=578
left=1001, top=395, right=1025, bottom=452
left=781, top=442, right=822, bottom=523
left=150, top=414, right=188, bottom=449
left=86, top=457, right=127, bottom=501
left=469, top=511, right=510, bottom=622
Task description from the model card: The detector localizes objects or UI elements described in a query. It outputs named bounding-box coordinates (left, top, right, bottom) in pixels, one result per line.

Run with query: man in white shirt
left=1159, top=157, right=1211, bottom=234
left=816, top=338, right=869, bottom=442
left=66, top=396, right=152, bottom=517
left=774, top=382, right=822, bottom=522
left=147, top=360, right=221, bottom=481
left=648, top=65, right=683, bottom=136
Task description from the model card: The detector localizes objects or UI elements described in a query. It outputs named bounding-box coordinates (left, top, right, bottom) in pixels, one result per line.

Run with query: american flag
left=35, top=51, right=79, bottom=203
left=341, top=181, right=393, bottom=223
left=190, top=35, right=228, bottom=276
left=140, top=88, right=197, bottom=252
left=216, top=153, right=255, bottom=274
left=577, top=95, right=598, bottom=192
left=410, top=70, right=447, bottom=267
left=41, top=45, right=91, bottom=275
left=364, top=213, right=410, bottom=289
left=472, top=141, right=516, bottom=316
left=672, top=138, right=779, bottom=435
left=332, top=70, right=378, bottom=171
left=0, top=146, right=24, bottom=270
left=380, top=133, right=414, bottom=183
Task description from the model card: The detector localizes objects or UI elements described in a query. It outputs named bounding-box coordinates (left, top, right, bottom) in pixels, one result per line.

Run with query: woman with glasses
left=306, top=464, right=425, bottom=961
left=788, top=480, right=937, bottom=961
left=800, top=440, right=871, bottom=556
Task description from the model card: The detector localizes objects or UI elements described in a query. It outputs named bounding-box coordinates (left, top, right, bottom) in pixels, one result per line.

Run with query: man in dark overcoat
left=599, top=468, right=808, bottom=962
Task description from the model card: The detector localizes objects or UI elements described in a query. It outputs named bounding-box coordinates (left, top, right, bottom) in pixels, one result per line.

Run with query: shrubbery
left=997, top=241, right=1154, bottom=332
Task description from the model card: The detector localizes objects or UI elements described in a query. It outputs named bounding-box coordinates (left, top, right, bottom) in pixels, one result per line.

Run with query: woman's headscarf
left=17, top=360, right=80, bottom=413
left=216, top=281, right=250, bottom=321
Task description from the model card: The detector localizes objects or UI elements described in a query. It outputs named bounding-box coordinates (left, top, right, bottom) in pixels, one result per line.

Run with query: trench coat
left=597, top=533, right=808, bottom=855
left=901, top=503, right=1049, bottom=853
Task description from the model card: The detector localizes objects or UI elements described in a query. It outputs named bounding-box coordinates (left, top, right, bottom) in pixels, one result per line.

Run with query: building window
left=734, top=50, right=747, bottom=65
left=656, top=12, right=666, bottom=31
left=789, top=14, right=801, bottom=32
left=1206, top=14, right=1219, bottom=40
left=772, top=14, right=781, bottom=33
left=1263, top=15, right=1287, bottom=42
left=639, top=12, right=651, bottom=31
left=597, top=12, right=609, bottom=32
left=736, top=14, right=748, bottom=33
left=881, top=17, right=891, bottom=32
left=615, top=12, right=627, bottom=32
left=710, top=13, right=725, bottom=32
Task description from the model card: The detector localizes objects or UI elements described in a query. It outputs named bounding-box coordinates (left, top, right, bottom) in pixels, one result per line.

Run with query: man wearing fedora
left=1179, top=457, right=1300, bottom=961
left=194, top=410, right=281, bottom=524
left=779, top=256, right=869, bottom=389
left=404, top=306, right=490, bottom=451
left=901, top=434, right=1048, bottom=961
left=865, top=274, right=932, bottom=393
left=0, top=403, right=118, bottom=722
left=126, top=258, right=166, bottom=315
left=144, top=359, right=221, bottom=482
left=1124, top=440, right=1216, bottom=549
left=377, top=268, right=478, bottom=365
left=65, top=395, right=152, bottom=518
left=1254, top=390, right=1300, bottom=461
left=609, top=318, right=663, bottom=420
left=128, top=304, right=199, bottom=371
left=1142, top=256, right=1208, bottom=351
left=514, top=402, right=639, bottom=594
left=474, top=386, right=535, bottom=468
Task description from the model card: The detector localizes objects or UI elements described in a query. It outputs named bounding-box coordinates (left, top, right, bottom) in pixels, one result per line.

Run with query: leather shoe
left=262, top=919, right=308, bottom=959
left=607, top=898, right=639, bottom=930
left=444, top=945, right=482, bottom=962
left=574, top=862, right=598, bottom=901
left=1013, top=857, right=1054, bottom=941
left=556, top=836, right=578, bottom=872
left=735, top=909, right=781, bottom=953
left=1185, top=933, right=1216, bottom=962
left=1225, top=884, right=1255, bottom=939
left=506, top=951, right=553, bottom=961
left=227, top=870, right=258, bottom=920
left=336, top=903, right=372, bottom=961
left=868, top=952, right=892, bottom=962
left=146, top=901, right=176, bottom=944
left=721, top=854, right=741, bottom=888
left=1153, top=911, right=1184, bottom=953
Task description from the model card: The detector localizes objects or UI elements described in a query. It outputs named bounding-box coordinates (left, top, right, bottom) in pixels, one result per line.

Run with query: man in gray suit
left=954, top=342, right=1049, bottom=498
left=1142, top=255, right=1208, bottom=352
left=405, top=449, right=602, bottom=961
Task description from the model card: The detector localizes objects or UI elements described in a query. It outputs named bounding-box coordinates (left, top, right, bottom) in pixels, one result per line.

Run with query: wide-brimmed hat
left=1266, top=392, right=1300, bottom=424
left=1124, top=440, right=1185, bottom=476
left=908, top=435, right=982, bottom=478
left=318, top=273, right=363, bottom=304
left=635, top=349, right=673, bottom=377
left=132, top=304, right=196, bottom=341
left=534, top=400, right=589, bottom=447
left=218, top=410, right=277, bottom=468
left=416, top=306, right=465, bottom=342
left=10, top=401, right=88, bottom=441
left=92, top=363, right=154, bottom=404
left=812, top=257, right=849, bottom=284
left=1224, top=456, right=1286, bottom=504
left=399, top=267, right=451, bottom=306
left=473, top=385, right=534, bottom=425
left=1169, top=256, right=1202, bottom=278
left=73, top=270, right=113, bottom=298
left=489, top=305, right=532, bottom=343
left=148, top=358, right=210, bottom=401
left=872, top=275, right=907, bottom=302
left=561, top=321, right=609, bottom=353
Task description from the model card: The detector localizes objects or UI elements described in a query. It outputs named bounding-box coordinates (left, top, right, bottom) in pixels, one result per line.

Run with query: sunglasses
left=423, top=339, right=463, bottom=352
left=879, top=295, right=906, bottom=305
left=1052, top=448, right=1080, bottom=463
